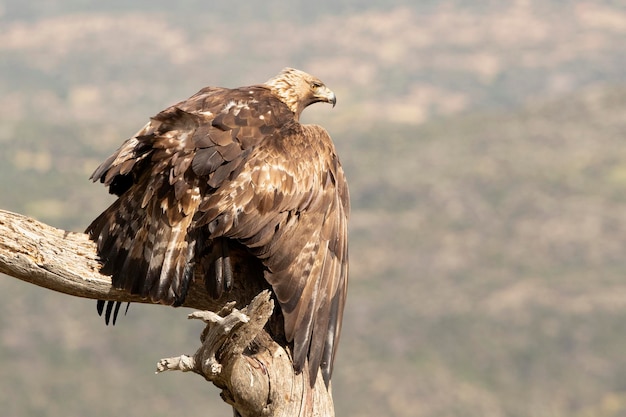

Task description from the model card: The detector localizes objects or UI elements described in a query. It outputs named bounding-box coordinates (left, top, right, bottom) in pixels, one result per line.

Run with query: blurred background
left=2, top=1, right=626, bottom=416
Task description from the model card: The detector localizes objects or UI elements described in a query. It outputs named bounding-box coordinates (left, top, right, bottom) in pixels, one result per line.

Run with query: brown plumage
left=86, top=68, right=349, bottom=387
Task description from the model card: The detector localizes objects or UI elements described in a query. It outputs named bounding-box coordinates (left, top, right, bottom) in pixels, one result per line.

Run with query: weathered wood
left=157, top=291, right=335, bottom=417
left=0, top=209, right=335, bottom=417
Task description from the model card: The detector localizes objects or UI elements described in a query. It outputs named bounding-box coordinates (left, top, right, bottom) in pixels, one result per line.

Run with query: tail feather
left=202, top=237, right=234, bottom=299
left=104, top=300, right=115, bottom=325
left=96, top=299, right=105, bottom=316
left=97, top=300, right=130, bottom=326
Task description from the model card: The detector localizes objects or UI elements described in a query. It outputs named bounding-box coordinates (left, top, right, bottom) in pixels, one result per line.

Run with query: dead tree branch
left=0, top=209, right=335, bottom=416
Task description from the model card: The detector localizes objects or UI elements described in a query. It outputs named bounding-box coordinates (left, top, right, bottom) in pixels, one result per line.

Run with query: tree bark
left=0, top=209, right=335, bottom=417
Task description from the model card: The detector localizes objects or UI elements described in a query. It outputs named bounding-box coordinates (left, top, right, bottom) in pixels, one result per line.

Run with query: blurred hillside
left=3, top=1, right=626, bottom=417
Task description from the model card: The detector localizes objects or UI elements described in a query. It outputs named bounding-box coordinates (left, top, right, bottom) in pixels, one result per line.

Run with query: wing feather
left=88, top=86, right=281, bottom=307
left=194, top=123, right=349, bottom=386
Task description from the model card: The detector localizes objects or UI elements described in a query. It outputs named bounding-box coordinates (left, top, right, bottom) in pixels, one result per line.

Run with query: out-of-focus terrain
left=3, top=1, right=626, bottom=416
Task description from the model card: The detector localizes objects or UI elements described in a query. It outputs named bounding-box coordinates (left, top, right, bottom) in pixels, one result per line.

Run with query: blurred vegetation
left=3, top=1, right=626, bottom=417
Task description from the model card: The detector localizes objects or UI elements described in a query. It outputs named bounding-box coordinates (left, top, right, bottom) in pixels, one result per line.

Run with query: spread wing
left=195, top=124, right=350, bottom=386
left=87, top=107, right=203, bottom=309
left=87, top=86, right=276, bottom=312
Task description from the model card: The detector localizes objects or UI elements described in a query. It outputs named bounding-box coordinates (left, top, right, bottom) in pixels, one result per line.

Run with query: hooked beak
left=328, top=91, right=337, bottom=108
left=318, top=87, right=337, bottom=108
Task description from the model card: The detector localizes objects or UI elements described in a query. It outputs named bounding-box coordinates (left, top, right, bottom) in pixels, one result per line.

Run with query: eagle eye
left=311, top=81, right=322, bottom=90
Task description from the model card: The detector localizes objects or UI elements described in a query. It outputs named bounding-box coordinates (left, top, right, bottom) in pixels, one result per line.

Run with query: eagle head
left=264, top=68, right=336, bottom=120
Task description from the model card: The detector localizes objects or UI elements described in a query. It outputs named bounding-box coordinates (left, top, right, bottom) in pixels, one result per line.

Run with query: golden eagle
left=86, top=68, right=349, bottom=387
